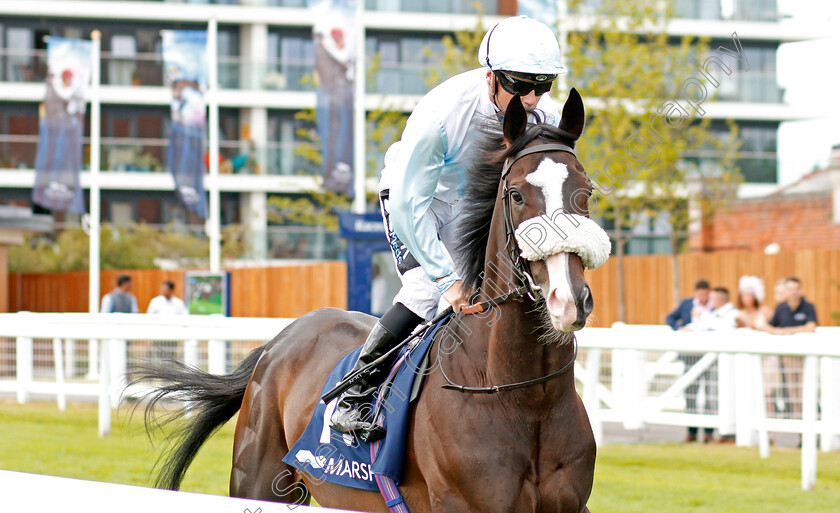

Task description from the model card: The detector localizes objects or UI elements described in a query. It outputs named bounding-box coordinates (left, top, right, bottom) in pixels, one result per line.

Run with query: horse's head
left=500, top=89, right=610, bottom=332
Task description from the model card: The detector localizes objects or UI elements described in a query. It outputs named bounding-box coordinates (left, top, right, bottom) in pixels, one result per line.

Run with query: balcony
left=0, top=136, right=319, bottom=177
left=76, top=0, right=497, bottom=14
left=713, top=72, right=784, bottom=104
left=577, top=0, right=780, bottom=22
left=674, top=0, right=780, bottom=22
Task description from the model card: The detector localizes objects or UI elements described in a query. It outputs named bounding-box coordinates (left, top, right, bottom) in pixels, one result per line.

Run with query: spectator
left=682, top=287, right=739, bottom=332
left=677, top=286, right=738, bottom=443
left=666, top=279, right=711, bottom=330
left=764, top=276, right=818, bottom=419
left=736, top=276, right=772, bottom=329
left=735, top=276, right=778, bottom=416
left=766, top=277, right=818, bottom=335
left=100, top=274, right=139, bottom=313
left=147, top=280, right=189, bottom=315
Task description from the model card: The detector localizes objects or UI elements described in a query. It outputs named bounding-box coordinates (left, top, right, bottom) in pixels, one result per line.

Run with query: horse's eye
left=510, top=189, right=524, bottom=205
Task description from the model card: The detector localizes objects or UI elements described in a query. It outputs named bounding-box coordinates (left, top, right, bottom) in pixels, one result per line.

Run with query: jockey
left=330, top=16, right=566, bottom=438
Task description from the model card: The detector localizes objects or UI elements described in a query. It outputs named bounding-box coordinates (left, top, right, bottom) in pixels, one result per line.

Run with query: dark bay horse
left=138, top=89, right=608, bottom=512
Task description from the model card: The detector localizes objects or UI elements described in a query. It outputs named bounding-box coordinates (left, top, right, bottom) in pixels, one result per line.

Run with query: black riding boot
left=329, top=302, right=422, bottom=439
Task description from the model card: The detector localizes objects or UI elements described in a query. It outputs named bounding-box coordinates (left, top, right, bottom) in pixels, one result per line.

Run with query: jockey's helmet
left=478, top=16, right=566, bottom=81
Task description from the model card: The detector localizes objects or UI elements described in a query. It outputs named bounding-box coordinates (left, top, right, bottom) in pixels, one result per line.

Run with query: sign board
left=184, top=271, right=231, bottom=316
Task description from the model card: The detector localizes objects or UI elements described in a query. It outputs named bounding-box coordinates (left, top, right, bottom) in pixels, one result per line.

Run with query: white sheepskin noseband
left=514, top=213, right=611, bottom=269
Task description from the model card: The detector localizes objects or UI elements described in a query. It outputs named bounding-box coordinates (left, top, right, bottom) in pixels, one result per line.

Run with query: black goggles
left=494, top=70, right=555, bottom=96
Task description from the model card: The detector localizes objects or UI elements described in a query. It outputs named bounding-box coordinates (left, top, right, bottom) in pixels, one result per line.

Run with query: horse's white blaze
left=525, top=157, right=568, bottom=216
left=545, top=252, right=578, bottom=332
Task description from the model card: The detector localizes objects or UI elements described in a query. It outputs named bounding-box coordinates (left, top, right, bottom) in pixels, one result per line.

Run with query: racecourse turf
left=1, top=400, right=839, bottom=512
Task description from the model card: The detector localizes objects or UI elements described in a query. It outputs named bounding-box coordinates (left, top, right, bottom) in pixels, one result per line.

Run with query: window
left=367, top=33, right=444, bottom=95
left=267, top=110, right=318, bottom=176
left=108, top=34, right=137, bottom=86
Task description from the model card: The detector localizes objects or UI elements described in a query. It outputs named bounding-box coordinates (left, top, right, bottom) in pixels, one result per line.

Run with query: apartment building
left=0, top=0, right=817, bottom=258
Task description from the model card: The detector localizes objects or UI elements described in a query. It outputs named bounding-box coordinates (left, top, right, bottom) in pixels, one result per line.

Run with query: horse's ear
left=503, top=94, right=527, bottom=146
left=559, top=87, right=585, bottom=140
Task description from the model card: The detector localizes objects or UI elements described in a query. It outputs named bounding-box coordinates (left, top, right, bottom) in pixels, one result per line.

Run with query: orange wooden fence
left=7, top=250, right=840, bottom=326
left=7, top=263, right=347, bottom=318
left=586, top=249, right=840, bottom=326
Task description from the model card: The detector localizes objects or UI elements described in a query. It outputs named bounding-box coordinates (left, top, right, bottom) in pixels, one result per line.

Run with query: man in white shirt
left=147, top=281, right=189, bottom=315
left=679, top=286, right=739, bottom=442
left=683, top=287, right=739, bottom=332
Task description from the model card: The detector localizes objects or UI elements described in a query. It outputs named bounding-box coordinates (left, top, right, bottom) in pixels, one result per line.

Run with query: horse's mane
left=455, top=123, right=578, bottom=291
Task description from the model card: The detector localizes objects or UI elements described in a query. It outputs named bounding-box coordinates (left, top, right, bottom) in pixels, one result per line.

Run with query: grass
left=2, top=400, right=839, bottom=511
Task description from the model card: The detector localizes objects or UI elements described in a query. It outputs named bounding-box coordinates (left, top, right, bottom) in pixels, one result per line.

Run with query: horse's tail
left=131, top=344, right=265, bottom=490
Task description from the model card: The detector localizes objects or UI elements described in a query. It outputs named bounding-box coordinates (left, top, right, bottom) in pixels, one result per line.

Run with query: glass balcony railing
left=0, top=48, right=315, bottom=92
left=0, top=135, right=323, bottom=176
left=713, top=72, right=783, bottom=104
left=675, top=0, right=781, bottom=21
left=0, top=48, right=48, bottom=83
left=365, top=0, right=496, bottom=14
left=579, top=0, right=779, bottom=21
left=84, top=0, right=497, bottom=13
left=368, top=63, right=432, bottom=96
left=218, top=57, right=314, bottom=91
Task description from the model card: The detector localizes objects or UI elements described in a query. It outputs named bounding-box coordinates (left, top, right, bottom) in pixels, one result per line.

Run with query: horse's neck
left=449, top=209, right=573, bottom=402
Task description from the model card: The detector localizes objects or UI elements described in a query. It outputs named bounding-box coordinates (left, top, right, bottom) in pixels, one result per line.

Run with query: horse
left=137, top=88, right=607, bottom=512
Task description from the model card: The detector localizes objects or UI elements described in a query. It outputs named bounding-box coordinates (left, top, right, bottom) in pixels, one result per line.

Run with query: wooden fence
left=7, top=262, right=347, bottom=318
left=6, top=250, right=840, bottom=326
left=587, top=249, right=840, bottom=326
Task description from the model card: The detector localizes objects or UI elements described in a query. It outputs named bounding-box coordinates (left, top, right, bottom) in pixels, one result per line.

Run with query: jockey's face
left=486, top=70, right=544, bottom=114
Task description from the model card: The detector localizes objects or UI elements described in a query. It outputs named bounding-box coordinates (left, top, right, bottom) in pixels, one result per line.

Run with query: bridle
left=500, top=141, right=578, bottom=302
left=440, top=138, right=583, bottom=394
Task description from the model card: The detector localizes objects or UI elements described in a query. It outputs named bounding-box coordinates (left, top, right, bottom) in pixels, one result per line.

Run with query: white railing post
left=86, top=339, right=99, bottom=380
left=734, top=352, right=755, bottom=447
left=53, top=338, right=66, bottom=411
left=64, top=339, right=75, bottom=378
left=16, top=336, right=33, bottom=404
left=109, top=339, right=127, bottom=408
left=752, top=354, right=770, bottom=458
left=820, top=356, right=840, bottom=452
left=98, top=339, right=111, bottom=437
left=620, top=349, right=646, bottom=431
left=717, top=352, right=736, bottom=438
left=801, top=355, right=818, bottom=490
left=184, top=339, right=199, bottom=369
left=208, top=339, right=226, bottom=375
left=584, top=348, right=602, bottom=445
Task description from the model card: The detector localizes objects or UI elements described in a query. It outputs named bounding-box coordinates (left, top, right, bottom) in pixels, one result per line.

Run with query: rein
left=439, top=141, right=580, bottom=395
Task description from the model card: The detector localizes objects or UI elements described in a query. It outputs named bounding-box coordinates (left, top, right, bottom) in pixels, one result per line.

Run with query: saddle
left=282, top=313, right=452, bottom=492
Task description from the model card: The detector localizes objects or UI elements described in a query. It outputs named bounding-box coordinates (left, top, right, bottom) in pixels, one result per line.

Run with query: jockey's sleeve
left=388, top=111, right=460, bottom=293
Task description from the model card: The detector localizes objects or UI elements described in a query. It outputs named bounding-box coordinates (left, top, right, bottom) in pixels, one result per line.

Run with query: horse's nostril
left=579, top=286, right=593, bottom=316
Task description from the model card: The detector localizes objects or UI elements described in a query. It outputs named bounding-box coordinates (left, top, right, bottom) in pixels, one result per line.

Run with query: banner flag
left=162, top=30, right=208, bottom=218
left=32, top=37, right=92, bottom=213
left=311, top=0, right=356, bottom=197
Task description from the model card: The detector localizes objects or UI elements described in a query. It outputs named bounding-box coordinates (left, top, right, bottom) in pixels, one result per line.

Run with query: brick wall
left=692, top=193, right=840, bottom=252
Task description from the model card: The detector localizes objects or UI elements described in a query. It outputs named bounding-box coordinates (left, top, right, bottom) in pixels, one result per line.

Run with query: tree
left=565, top=0, right=742, bottom=320
left=7, top=223, right=229, bottom=272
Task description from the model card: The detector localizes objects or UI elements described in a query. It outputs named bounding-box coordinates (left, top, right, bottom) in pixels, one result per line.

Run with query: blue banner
left=32, top=37, right=91, bottom=214
left=162, top=30, right=208, bottom=218
left=311, top=0, right=356, bottom=197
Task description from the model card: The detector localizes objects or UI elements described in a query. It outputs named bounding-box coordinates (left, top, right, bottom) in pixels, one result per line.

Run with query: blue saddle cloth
left=282, top=315, right=449, bottom=491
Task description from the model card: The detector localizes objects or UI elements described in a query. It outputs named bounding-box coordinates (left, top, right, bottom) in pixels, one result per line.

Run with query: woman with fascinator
left=736, top=275, right=772, bottom=329
left=736, top=275, right=780, bottom=418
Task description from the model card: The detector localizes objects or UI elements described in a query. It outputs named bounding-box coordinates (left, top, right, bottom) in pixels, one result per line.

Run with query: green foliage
left=8, top=224, right=224, bottom=272
left=266, top=190, right=350, bottom=230
left=565, top=0, right=742, bottom=243
left=423, top=15, right=486, bottom=88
